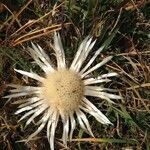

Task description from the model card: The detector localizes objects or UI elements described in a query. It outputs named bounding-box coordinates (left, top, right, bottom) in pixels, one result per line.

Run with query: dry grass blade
left=12, top=0, right=33, bottom=19
left=0, top=4, right=21, bottom=30
left=0, top=0, right=32, bottom=31
left=10, top=1, right=65, bottom=37
left=124, top=0, right=148, bottom=11
left=107, top=61, right=139, bottom=84
left=127, top=83, right=150, bottom=90
left=12, top=23, right=70, bottom=46
left=0, top=15, right=12, bottom=31
left=10, top=20, right=36, bottom=37
left=132, top=88, right=150, bottom=112
left=71, top=138, right=138, bottom=144
left=117, top=51, right=150, bottom=56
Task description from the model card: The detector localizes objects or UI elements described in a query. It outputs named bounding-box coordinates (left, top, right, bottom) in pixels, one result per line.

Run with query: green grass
left=0, top=0, right=150, bottom=150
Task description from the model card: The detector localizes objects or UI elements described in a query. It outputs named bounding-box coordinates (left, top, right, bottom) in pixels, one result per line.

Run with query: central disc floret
left=42, top=69, right=84, bottom=115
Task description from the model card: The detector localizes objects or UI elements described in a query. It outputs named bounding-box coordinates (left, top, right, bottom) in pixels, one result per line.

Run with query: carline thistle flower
left=5, top=32, right=122, bottom=150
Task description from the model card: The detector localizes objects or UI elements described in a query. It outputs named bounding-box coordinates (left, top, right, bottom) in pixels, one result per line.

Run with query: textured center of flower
left=42, top=69, right=84, bottom=115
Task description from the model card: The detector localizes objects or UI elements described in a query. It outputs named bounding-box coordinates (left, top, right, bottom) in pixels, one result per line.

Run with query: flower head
left=5, top=32, right=122, bottom=150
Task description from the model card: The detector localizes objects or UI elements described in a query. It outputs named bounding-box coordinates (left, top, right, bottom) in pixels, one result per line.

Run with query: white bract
left=5, top=32, right=122, bottom=150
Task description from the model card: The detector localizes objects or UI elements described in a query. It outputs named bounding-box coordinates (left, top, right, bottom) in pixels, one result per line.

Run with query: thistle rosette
left=5, top=32, right=122, bottom=150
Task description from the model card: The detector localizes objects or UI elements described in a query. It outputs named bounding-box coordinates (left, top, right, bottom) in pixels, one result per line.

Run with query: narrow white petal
left=25, top=104, right=48, bottom=126
left=26, top=122, right=46, bottom=141
left=26, top=110, right=50, bottom=142
left=19, top=109, right=36, bottom=121
left=84, top=88, right=115, bottom=103
left=47, top=111, right=59, bottom=150
left=31, top=43, right=54, bottom=70
left=54, top=32, right=66, bottom=69
left=7, top=84, right=35, bottom=89
left=85, top=86, right=104, bottom=91
left=15, top=100, right=43, bottom=114
left=81, top=56, right=113, bottom=78
left=98, top=72, right=118, bottom=78
left=29, top=45, right=54, bottom=73
left=4, top=90, right=40, bottom=99
left=84, top=38, right=93, bottom=53
left=83, top=72, right=118, bottom=85
left=81, top=105, right=110, bottom=124
left=99, top=92, right=122, bottom=99
left=18, top=101, right=34, bottom=109
left=86, top=40, right=96, bottom=56
left=15, top=106, right=35, bottom=115
left=75, top=39, right=96, bottom=72
left=80, top=38, right=95, bottom=60
left=18, top=97, right=42, bottom=108
left=84, top=78, right=111, bottom=85
left=12, top=99, right=28, bottom=104
left=10, top=86, right=41, bottom=93
left=28, top=97, right=42, bottom=103
left=77, top=109, right=94, bottom=137
left=85, top=88, right=121, bottom=100
left=81, top=98, right=111, bottom=124
left=37, top=44, right=52, bottom=64
left=18, top=100, right=43, bottom=121
left=76, top=109, right=94, bottom=136
left=14, top=69, right=44, bottom=82
left=69, top=113, right=76, bottom=140
left=85, top=86, right=118, bottom=93
left=80, top=45, right=105, bottom=74
left=70, top=36, right=90, bottom=71
left=47, top=110, right=54, bottom=141
left=4, top=87, right=41, bottom=99
left=76, top=110, right=87, bottom=132
left=101, top=88, right=118, bottom=92
left=4, top=92, right=31, bottom=98
left=62, top=116, right=69, bottom=146
left=28, top=47, right=50, bottom=72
